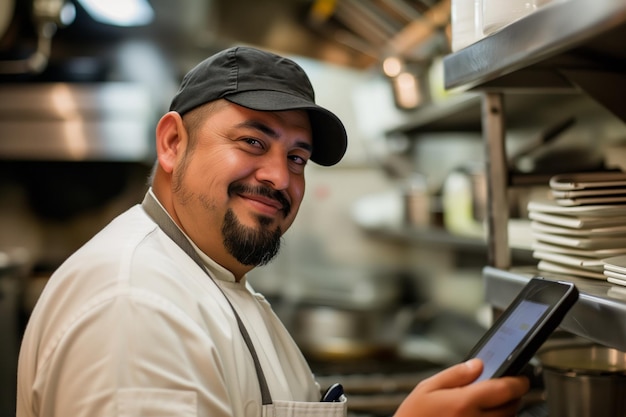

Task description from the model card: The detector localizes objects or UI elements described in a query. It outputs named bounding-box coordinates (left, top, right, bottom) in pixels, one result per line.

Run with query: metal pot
left=538, top=344, right=626, bottom=417
left=281, top=267, right=425, bottom=361
left=291, top=304, right=419, bottom=361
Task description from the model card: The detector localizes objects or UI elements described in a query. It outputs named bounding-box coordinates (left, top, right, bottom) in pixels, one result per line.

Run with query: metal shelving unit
left=442, top=0, right=626, bottom=350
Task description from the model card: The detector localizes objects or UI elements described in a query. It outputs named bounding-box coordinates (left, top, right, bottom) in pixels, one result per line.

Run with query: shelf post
left=482, top=93, right=510, bottom=269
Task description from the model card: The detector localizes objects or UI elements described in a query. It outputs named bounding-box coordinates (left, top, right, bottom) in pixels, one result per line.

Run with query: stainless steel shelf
left=362, top=225, right=535, bottom=262
left=385, top=93, right=483, bottom=135
left=444, top=0, right=626, bottom=91
left=484, top=266, right=626, bottom=352
left=363, top=225, right=488, bottom=251
left=385, top=91, right=595, bottom=136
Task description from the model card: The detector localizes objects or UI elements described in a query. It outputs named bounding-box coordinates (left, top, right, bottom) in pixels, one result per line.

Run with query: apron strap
left=141, top=192, right=273, bottom=405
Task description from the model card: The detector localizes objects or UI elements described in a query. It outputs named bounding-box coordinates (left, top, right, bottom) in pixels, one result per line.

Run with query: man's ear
left=155, top=111, right=187, bottom=174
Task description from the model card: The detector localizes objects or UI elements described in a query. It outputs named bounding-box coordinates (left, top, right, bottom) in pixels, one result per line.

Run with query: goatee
left=222, top=208, right=282, bottom=266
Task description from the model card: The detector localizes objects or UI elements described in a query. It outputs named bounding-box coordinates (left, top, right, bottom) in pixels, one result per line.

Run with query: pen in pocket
left=321, top=383, right=345, bottom=402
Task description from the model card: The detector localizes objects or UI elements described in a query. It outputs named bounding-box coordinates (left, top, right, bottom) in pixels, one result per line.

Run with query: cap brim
left=225, top=91, right=347, bottom=166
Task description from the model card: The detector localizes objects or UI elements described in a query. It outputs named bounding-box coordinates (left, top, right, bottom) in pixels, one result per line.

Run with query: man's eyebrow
left=236, top=120, right=313, bottom=153
left=296, top=141, right=313, bottom=153
left=236, top=120, right=278, bottom=138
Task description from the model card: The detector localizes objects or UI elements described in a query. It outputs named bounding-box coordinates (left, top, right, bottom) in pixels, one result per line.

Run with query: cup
left=482, top=0, right=537, bottom=35
left=451, top=0, right=483, bottom=51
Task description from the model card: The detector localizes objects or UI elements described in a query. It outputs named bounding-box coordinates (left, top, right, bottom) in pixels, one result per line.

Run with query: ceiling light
left=76, top=0, right=154, bottom=27
left=392, top=72, right=421, bottom=110
left=382, top=56, right=403, bottom=78
left=59, top=2, right=77, bottom=26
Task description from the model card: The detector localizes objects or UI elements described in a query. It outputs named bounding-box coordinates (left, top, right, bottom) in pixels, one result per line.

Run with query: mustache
left=228, top=183, right=291, bottom=217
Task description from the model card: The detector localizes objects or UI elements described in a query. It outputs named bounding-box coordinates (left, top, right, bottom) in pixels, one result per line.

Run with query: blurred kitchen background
left=1, top=0, right=626, bottom=416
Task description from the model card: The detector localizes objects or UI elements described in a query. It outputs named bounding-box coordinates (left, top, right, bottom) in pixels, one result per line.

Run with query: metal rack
left=442, top=0, right=626, bottom=350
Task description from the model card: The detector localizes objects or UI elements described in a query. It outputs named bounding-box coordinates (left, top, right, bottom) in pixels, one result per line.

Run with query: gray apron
left=142, top=192, right=346, bottom=417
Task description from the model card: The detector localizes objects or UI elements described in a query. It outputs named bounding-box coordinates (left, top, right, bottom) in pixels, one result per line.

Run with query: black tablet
left=465, top=277, right=579, bottom=382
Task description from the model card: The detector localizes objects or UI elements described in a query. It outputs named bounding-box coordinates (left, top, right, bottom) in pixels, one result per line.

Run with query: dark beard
left=222, top=208, right=282, bottom=266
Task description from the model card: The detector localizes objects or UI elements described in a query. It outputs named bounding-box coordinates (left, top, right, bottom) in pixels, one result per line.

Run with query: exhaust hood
left=0, top=82, right=154, bottom=162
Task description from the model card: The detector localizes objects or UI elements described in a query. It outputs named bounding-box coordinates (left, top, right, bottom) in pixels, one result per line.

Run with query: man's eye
left=244, top=138, right=263, bottom=148
left=289, top=155, right=308, bottom=166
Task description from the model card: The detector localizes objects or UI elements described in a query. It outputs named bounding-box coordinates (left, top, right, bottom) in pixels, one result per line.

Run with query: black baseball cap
left=169, top=46, right=348, bottom=166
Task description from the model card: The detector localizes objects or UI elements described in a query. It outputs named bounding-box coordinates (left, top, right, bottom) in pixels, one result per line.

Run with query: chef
left=16, top=46, right=528, bottom=417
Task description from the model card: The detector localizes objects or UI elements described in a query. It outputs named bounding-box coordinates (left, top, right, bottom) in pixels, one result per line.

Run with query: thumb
left=418, top=359, right=484, bottom=392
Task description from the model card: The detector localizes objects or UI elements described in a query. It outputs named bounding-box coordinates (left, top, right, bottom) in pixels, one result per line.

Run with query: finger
left=470, top=376, right=530, bottom=409
left=417, top=359, right=484, bottom=392
left=480, top=399, right=523, bottom=417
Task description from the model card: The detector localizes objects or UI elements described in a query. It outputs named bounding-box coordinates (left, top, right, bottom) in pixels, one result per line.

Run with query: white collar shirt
left=16, top=192, right=321, bottom=417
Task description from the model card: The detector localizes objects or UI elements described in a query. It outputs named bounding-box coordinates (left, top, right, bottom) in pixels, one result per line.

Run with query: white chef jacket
left=16, top=191, right=331, bottom=417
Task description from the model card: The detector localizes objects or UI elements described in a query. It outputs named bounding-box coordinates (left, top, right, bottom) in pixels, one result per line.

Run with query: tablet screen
left=473, top=300, right=549, bottom=382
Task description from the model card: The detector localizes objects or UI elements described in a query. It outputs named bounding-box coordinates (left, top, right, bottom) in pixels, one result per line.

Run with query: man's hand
left=395, top=358, right=530, bottom=417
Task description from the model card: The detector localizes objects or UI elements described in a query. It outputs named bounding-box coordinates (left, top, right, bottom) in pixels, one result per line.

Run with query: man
left=16, top=46, right=528, bottom=417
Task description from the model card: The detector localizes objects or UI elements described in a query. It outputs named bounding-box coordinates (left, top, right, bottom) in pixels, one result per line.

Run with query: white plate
left=552, top=188, right=626, bottom=198
left=532, top=242, right=626, bottom=258
left=606, top=265, right=626, bottom=275
left=533, top=250, right=604, bottom=269
left=538, top=260, right=606, bottom=280
left=602, top=255, right=626, bottom=273
left=528, top=211, right=626, bottom=229
left=608, top=276, right=626, bottom=288
left=604, top=270, right=626, bottom=281
left=530, top=221, right=626, bottom=237
left=528, top=199, right=626, bottom=217
left=555, top=195, right=626, bottom=206
left=532, top=231, right=626, bottom=249
left=550, top=172, right=626, bottom=191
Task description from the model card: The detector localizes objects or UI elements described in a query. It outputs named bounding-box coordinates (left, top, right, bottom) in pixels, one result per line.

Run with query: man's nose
left=256, top=150, right=290, bottom=190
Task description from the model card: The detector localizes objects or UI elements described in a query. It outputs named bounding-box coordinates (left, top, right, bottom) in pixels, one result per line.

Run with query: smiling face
left=153, top=100, right=312, bottom=280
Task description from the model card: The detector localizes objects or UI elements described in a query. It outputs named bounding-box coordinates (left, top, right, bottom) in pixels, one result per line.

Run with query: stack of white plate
left=549, top=172, right=626, bottom=206
left=528, top=180, right=626, bottom=280
left=603, top=255, right=626, bottom=286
